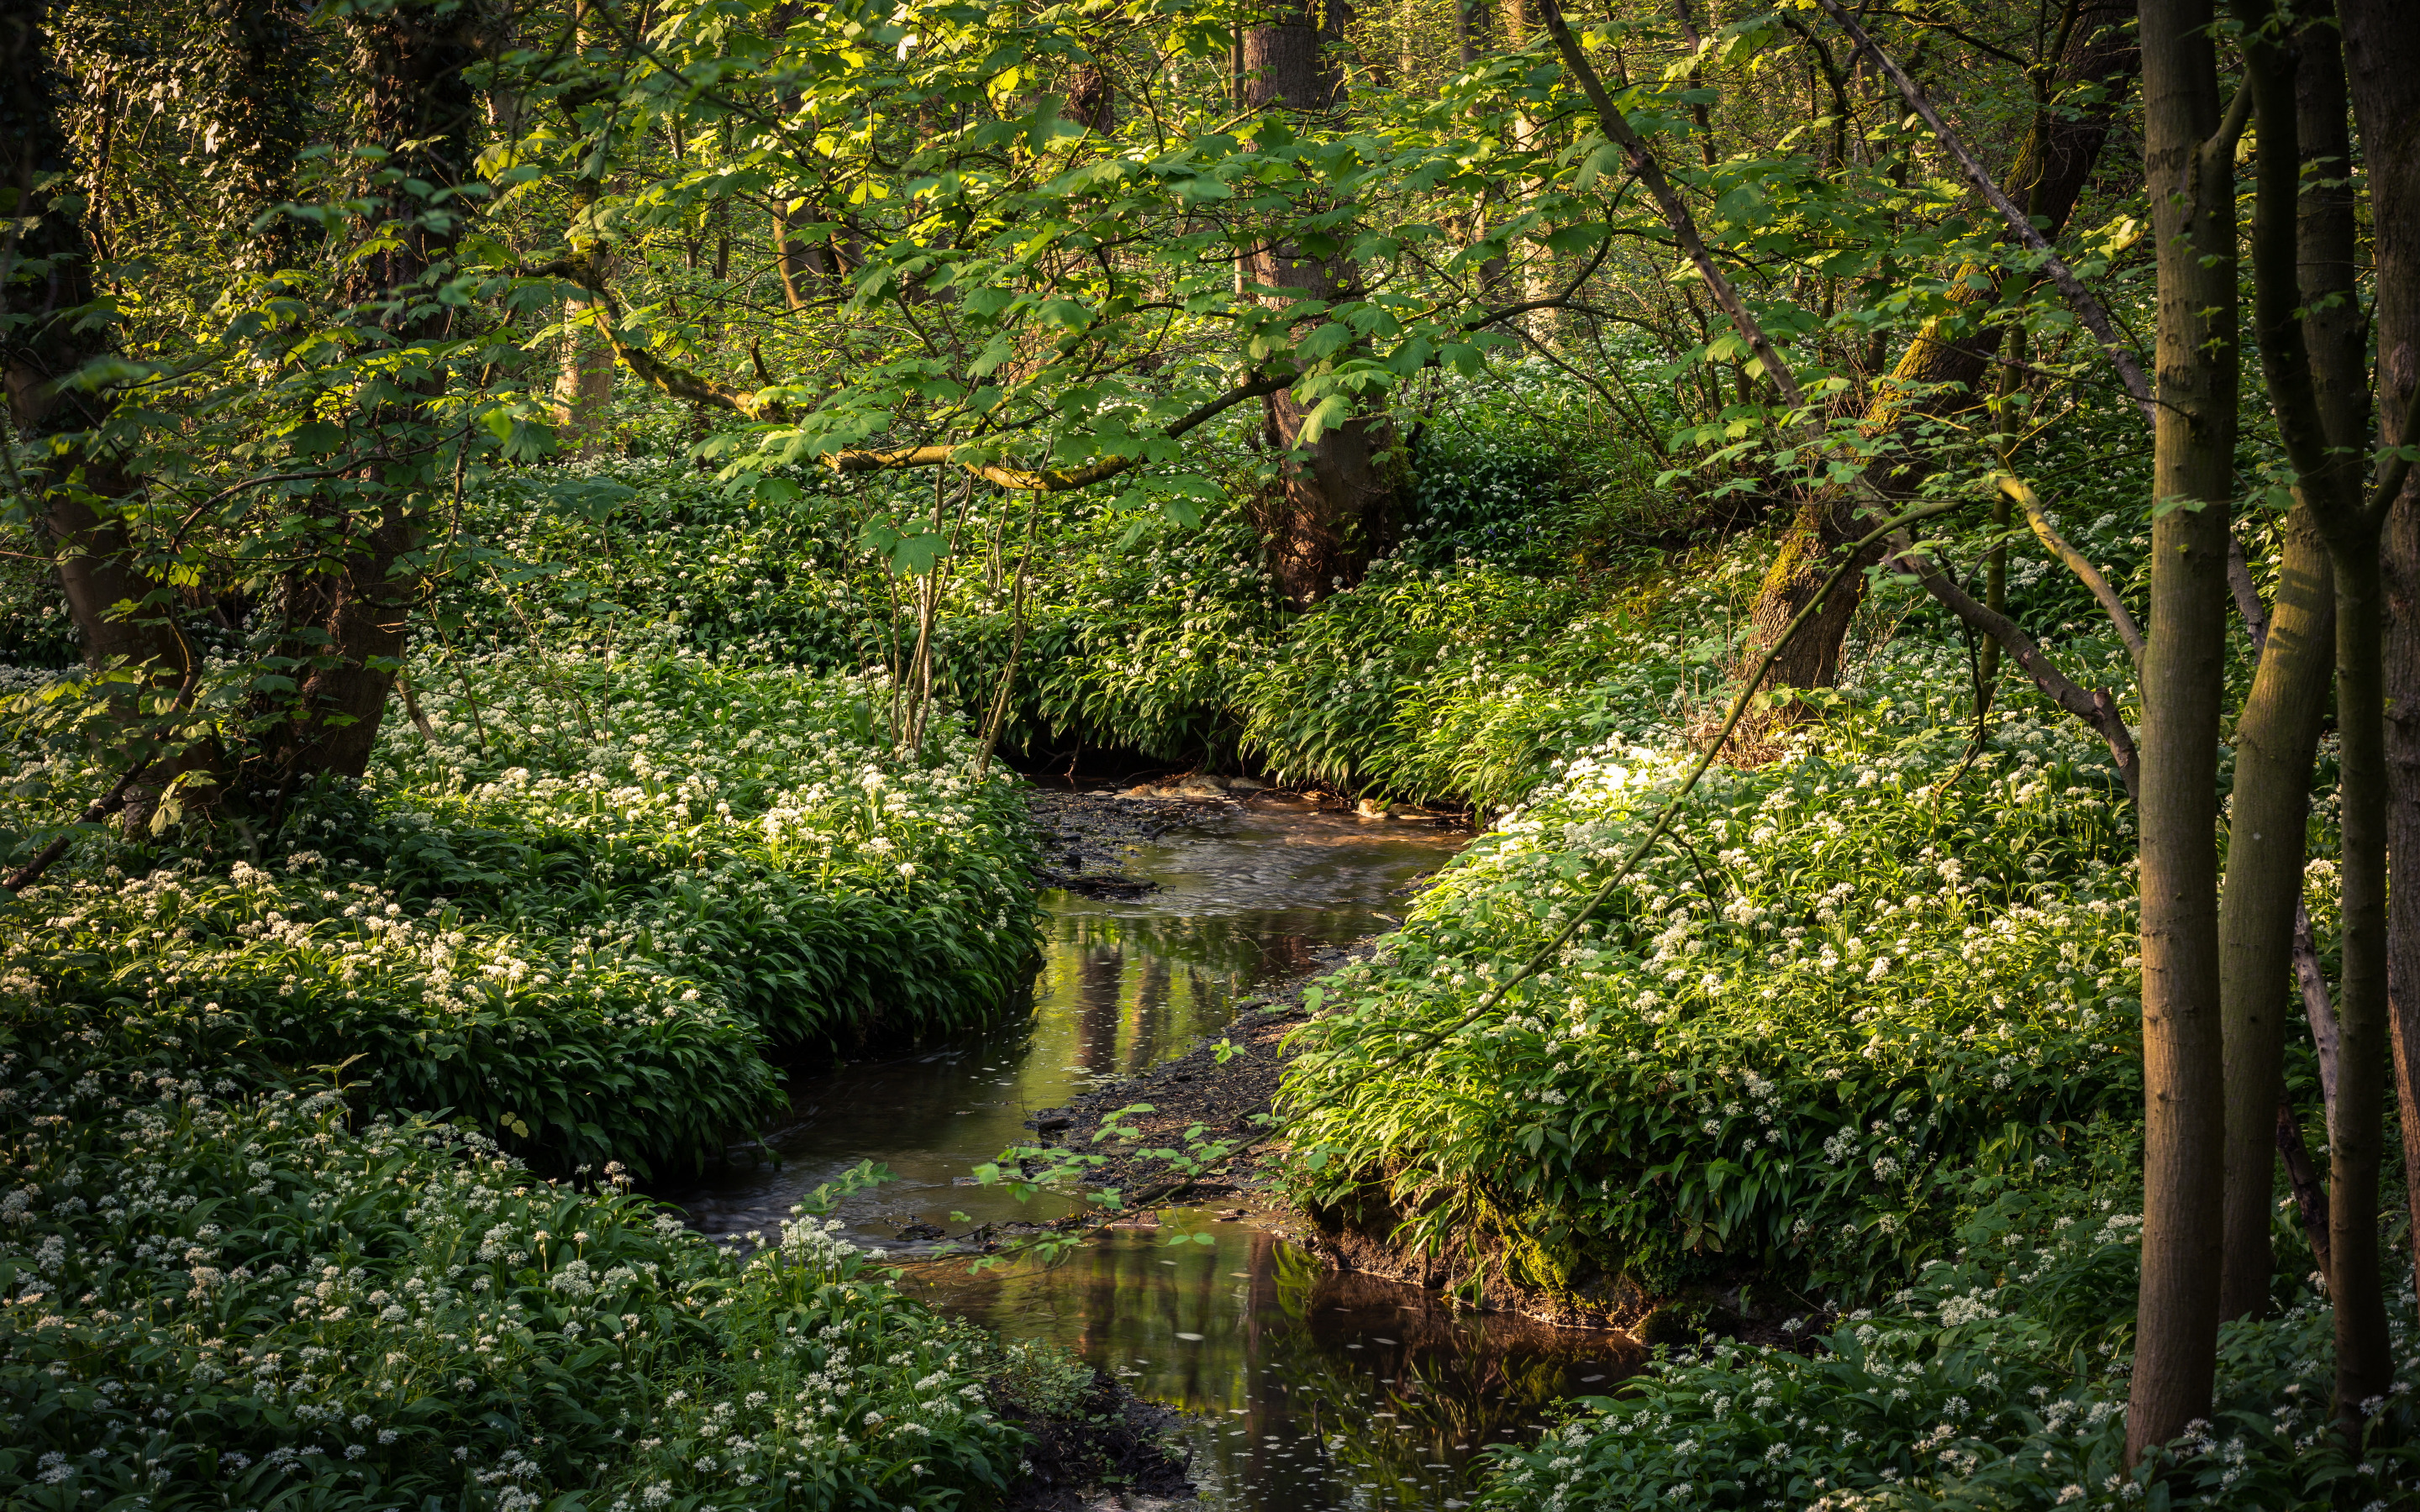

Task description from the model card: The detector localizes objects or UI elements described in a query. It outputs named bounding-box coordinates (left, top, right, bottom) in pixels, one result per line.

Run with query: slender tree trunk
left=557, top=252, right=617, bottom=446
left=555, top=2, right=614, bottom=447
left=1241, top=1, right=1401, bottom=606
left=2216, top=509, right=2333, bottom=1322
left=1744, top=3, right=2138, bottom=698
left=2216, top=0, right=2365, bottom=1322
left=2238, top=0, right=2400, bottom=1423
left=2125, top=0, right=2237, bottom=1467
left=2324, top=536, right=2393, bottom=1422
left=2338, top=0, right=2420, bottom=1308
left=2, top=0, right=221, bottom=822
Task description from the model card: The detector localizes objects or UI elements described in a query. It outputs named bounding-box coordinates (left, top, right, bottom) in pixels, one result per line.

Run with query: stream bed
left=673, top=790, right=1636, bottom=1509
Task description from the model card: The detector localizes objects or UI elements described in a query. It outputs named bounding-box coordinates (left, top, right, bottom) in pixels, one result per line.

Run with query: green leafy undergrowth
left=1281, top=635, right=2162, bottom=1305
left=1476, top=1172, right=2417, bottom=1512
left=1, top=655, right=1039, bottom=1177
left=0, top=856, right=776, bottom=1180
left=0, top=1071, right=1026, bottom=1512
left=366, top=651, right=1041, bottom=1047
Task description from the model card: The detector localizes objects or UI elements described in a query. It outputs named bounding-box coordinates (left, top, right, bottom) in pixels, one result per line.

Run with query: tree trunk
left=2125, top=0, right=2237, bottom=1467
left=2215, top=0, right=2364, bottom=1323
left=197, top=0, right=316, bottom=270
left=2216, top=510, right=2333, bottom=1323
left=2234, top=0, right=2396, bottom=1429
left=270, top=1, right=481, bottom=785
left=2338, top=0, right=2420, bottom=1310
left=557, top=255, right=617, bottom=446
left=1743, top=3, right=2139, bottom=697
left=2, top=0, right=219, bottom=822
left=1241, top=1, right=1401, bottom=606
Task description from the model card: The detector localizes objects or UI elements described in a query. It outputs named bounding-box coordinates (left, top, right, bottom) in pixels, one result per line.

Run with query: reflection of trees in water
left=1049, top=908, right=1334, bottom=984
left=918, top=1217, right=1630, bottom=1510
left=1198, top=1230, right=1635, bottom=1507
left=1074, top=946, right=1119, bottom=1073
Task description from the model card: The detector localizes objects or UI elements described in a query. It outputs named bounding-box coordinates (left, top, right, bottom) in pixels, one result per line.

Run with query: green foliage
left=0, top=859, right=775, bottom=1182
left=368, top=651, right=1043, bottom=1050
left=1476, top=1170, right=2418, bottom=1510
left=2, top=654, right=1040, bottom=1178
left=0, top=1076, right=1024, bottom=1512
left=1281, top=634, right=2154, bottom=1304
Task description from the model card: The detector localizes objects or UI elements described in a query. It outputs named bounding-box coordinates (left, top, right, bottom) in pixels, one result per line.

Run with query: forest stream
left=671, top=787, right=1637, bottom=1509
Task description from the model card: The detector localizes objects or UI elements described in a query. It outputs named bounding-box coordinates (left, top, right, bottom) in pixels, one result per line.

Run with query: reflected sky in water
left=670, top=795, right=1639, bottom=1509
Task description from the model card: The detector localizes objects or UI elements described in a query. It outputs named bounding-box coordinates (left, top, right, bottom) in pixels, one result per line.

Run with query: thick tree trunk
left=1241, top=1, right=1401, bottom=607
left=1743, top=3, right=2138, bottom=696
left=2338, top=0, right=2420, bottom=1310
left=269, top=2, right=481, bottom=785
left=2125, top=0, right=2236, bottom=1467
left=2216, top=2, right=2365, bottom=1323
left=2, top=0, right=219, bottom=822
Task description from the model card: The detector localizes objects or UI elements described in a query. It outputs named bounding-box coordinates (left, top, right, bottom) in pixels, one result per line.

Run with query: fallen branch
left=1881, top=530, right=2141, bottom=801
left=3, top=763, right=144, bottom=895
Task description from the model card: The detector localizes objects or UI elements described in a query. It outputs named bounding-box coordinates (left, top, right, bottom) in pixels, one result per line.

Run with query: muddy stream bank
left=671, top=786, right=1639, bottom=1510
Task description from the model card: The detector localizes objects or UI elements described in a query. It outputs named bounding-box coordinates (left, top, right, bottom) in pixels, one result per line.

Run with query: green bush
left=368, top=652, right=1042, bottom=1049
left=1281, top=635, right=2157, bottom=1303
left=1476, top=1170, right=2417, bottom=1511
left=0, top=860, right=776, bottom=1180
left=2, top=654, right=1040, bottom=1178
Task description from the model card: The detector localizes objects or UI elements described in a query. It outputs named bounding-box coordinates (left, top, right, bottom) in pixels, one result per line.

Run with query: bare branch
left=1997, top=472, right=2145, bottom=672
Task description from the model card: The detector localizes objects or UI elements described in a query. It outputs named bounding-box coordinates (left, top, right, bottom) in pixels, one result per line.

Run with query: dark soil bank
left=1000, top=1370, right=1195, bottom=1511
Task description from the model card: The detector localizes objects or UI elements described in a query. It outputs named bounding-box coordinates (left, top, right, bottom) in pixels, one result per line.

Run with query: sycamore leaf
left=1572, top=141, right=1620, bottom=193
left=1296, top=394, right=1354, bottom=444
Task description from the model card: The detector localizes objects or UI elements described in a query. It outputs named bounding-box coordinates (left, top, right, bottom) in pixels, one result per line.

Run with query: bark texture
left=2338, top=0, right=2420, bottom=1309
left=1241, top=0, right=1401, bottom=606
left=1, top=0, right=216, bottom=820
left=2215, top=0, right=2363, bottom=1324
left=266, top=2, right=481, bottom=784
left=2125, top=0, right=2236, bottom=1466
left=2215, top=508, right=2333, bottom=1322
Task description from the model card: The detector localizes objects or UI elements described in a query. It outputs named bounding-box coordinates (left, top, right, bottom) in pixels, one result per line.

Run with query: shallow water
left=672, top=791, right=1634, bottom=1509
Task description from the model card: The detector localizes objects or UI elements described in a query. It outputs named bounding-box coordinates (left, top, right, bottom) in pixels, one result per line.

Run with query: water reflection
left=668, top=796, right=1639, bottom=1509
left=674, top=796, right=1460, bottom=1247
left=912, top=1215, right=1641, bottom=1510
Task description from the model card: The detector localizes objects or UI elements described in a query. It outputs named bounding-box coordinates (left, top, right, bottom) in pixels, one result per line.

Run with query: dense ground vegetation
left=1, top=655, right=1055, bottom=1504
left=8, top=0, right=2420, bottom=1506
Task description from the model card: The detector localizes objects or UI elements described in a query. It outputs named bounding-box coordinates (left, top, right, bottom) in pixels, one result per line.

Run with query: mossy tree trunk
left=264, top=2, right=482, bottom=785
left=1, top=0, right=221, bottom=824
left=2215, top=0, right=2362, bottom=1325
